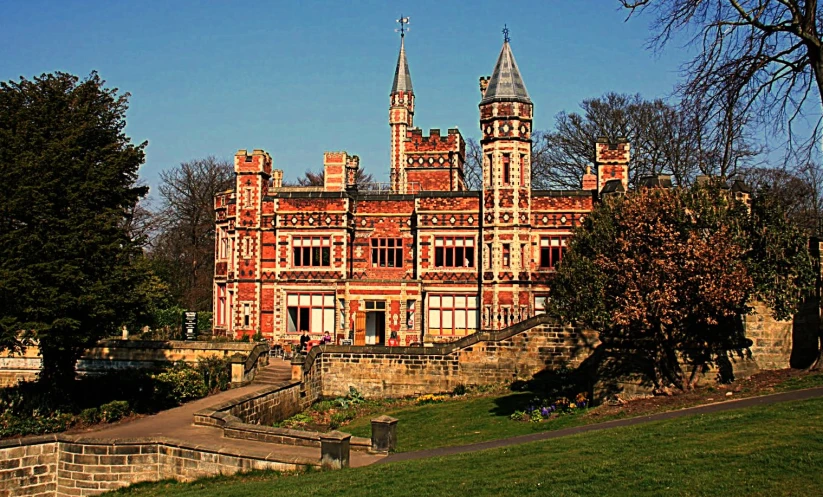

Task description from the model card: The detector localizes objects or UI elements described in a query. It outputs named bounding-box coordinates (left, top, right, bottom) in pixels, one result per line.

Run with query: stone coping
left=222, top=422, right=371, bottom=451
left=92, top=340, right=259, bottom=351
left=0, top=432, right=319, bottom=466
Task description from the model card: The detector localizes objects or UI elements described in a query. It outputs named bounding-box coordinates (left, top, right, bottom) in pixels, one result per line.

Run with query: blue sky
left=0, top=1, right=691, bottom=195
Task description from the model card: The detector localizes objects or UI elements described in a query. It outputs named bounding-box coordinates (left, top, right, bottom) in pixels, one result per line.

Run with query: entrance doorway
left=364, top=301, right=386, bottom=346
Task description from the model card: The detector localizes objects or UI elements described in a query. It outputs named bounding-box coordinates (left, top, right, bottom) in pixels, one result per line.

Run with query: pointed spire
left=481, top=32, right=530, bottom=104
left=391, top=34, right=413, bottom=94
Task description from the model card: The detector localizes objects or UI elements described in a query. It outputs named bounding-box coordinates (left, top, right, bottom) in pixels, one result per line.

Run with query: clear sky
left=0, top=1, right=690, bottom=196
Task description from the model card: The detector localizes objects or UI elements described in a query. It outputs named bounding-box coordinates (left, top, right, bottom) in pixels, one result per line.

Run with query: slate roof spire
left=391, top=17, right=413, bottom=94
left=481, top=28, right=530, bottom=104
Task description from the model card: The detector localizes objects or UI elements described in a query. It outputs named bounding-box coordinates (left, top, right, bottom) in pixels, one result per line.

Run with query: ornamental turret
left=479, top=28, right=534, bottom=330
left=390, top=17, right=415, bottom=193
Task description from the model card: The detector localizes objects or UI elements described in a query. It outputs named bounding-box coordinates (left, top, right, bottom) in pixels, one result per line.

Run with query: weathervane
left=503, top=24, right=510, bottom=43
left=396, top=15, right=410, bottom=38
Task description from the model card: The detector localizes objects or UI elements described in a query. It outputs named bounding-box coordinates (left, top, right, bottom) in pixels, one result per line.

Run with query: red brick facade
left=213, top=38, right=621, bottom=347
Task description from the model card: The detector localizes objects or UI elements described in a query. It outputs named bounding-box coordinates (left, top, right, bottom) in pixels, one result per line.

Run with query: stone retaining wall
left=0, top=435, right=311, bottom=497
left=297, top=315, right=598, bottom=399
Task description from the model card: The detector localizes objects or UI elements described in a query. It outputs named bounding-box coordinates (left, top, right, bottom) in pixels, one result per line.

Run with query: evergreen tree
left=0, top=72, right=149, bottom=384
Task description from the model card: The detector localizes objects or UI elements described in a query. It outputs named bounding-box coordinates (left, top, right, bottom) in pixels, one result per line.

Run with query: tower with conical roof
left=389, top=17, right=415, bottom=193
left=479, top=27, right=534, bottom=330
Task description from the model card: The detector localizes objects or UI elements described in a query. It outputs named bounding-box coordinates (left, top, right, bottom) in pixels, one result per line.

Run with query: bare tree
left=743, top=161, right=823, bottom=234
left=153, top=157, right=234, bottom=311
left=622, top=0, right=823, bottom=160
left=534, top=92, right=758, bottom=189
left=463, top=138, right=483, bottom=190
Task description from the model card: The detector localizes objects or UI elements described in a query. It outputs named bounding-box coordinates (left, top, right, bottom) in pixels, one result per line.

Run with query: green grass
left=774, top=370, right=823, bottom=392
left=344, top=391, right=616, bottom=452
left=106, top=397, right=823, bottom=497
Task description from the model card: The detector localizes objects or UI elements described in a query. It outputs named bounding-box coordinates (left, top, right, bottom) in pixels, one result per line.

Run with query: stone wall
left=0, top=341, right=266, bottom=386
left=0, top=437, right=57, bottom=497
left=297, top=315, right=598, bottom=399
left=0, top=435, right=310, bottom=497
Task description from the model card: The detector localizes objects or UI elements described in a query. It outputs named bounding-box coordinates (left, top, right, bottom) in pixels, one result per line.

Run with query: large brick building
left=213, top=32, right=630, bottom=346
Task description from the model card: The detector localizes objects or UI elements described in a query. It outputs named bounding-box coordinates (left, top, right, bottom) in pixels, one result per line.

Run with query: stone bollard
left=230, top=353, right=246, bottom=384
left=370, top=415, right=398, bottom=453
left=320, top=431, right=351, bottom=469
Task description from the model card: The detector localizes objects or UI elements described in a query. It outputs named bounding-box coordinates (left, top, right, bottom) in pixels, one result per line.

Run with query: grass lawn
left=107, top=396, right=823, bottom=497
left=344, top=391, right=617, bottom=452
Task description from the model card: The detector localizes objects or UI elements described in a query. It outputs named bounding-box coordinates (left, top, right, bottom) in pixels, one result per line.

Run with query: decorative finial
left=502, top=24, right=510, bottom=43
left=396, top=16, right=410, bottom=38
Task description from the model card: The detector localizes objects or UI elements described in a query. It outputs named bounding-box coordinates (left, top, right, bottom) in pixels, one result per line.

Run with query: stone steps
left=253, top=360, right=292, bottom=385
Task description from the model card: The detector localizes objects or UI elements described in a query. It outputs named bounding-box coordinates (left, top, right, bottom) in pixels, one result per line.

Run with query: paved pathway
left=82, top=358, right=384, bottom=468
left=379, top=386, right=823, bottom=464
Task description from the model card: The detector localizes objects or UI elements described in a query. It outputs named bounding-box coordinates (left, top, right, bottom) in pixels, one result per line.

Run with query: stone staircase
left=253, top=358, right=293, bottom=385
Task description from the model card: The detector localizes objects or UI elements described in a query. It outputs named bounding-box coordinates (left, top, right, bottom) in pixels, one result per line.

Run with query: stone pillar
left=370, top=415, right=398, bottom=453
left=230, top=353, right=246, bottom=384
left=320, top=431, right=351, bottom=469
left=290, top=354, right=305, bottom=381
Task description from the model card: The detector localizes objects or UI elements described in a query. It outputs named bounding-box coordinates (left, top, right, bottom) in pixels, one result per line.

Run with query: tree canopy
left=0, top=72, right=149, bottom=383
left=548, top=184, right=814, bottom=389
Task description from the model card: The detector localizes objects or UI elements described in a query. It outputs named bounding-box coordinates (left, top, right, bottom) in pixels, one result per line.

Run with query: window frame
left=370, top=238, right=403, bottom=268
left=539, top=236, right=568, bottom=269
left=427, top=294, right=478, bottom=337
left=292, top=236, right=332, bottom=268
left=286, top=293, right=335, bottom=334
left=433, top=236, right=475, bottom=268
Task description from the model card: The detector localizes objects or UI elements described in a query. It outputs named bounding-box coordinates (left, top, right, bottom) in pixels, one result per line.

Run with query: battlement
left=595, top=137, right=630, bottom=164
left=405, top=128, right=464, bottom=155
left=594, top=138, right=630, bottom=194
left=234, top=149, right=272, bottom=175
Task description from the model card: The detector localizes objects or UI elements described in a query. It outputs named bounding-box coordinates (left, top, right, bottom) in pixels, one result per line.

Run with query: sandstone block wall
left=226, top=382, right=303, bottom=426
left=0, top=439, right=57, bottom=497
left=298, top=315, right=598, bottom=399
left=0, top=437, right=306, bottom=497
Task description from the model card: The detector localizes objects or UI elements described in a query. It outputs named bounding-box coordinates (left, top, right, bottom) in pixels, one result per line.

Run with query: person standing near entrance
left=299, top=330, right=310, bottom=353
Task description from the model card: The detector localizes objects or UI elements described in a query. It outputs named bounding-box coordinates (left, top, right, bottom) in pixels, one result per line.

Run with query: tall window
left=539, top=236, right=567, bottom=269
left=428, top=295, right=478, bottom=336
left=502, top=244, right=511, bottom=267
left=502, top=154, right=511, bottom=185
left=292, top=236, right=331, bottom=267
left=434, top=237, right=475, bottom=268
left=216, top=285, right=226, bottom=326
left=287, top=293, right=334, bottom=334
left=520, top=155, right=526, bottom=186
left=217, top=228, right=228, bottom=260
left=371, top=238, right=403, bottom=267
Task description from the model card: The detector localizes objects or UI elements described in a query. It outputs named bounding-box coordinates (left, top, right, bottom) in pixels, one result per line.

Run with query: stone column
left=320, top=431, right=351, bottom=469
left=370, top=415, right=398, bottom=453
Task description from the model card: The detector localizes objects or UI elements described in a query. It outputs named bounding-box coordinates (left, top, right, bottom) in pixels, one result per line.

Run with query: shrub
left=154, top=365, right=208, bottom=406
left=99, top=400, right=130, bottom=423
left=198, top=357, right=231, bottom=393
left=452, top=384, right=467, bottom=396
left=78, top=407, right=100, bottom=424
